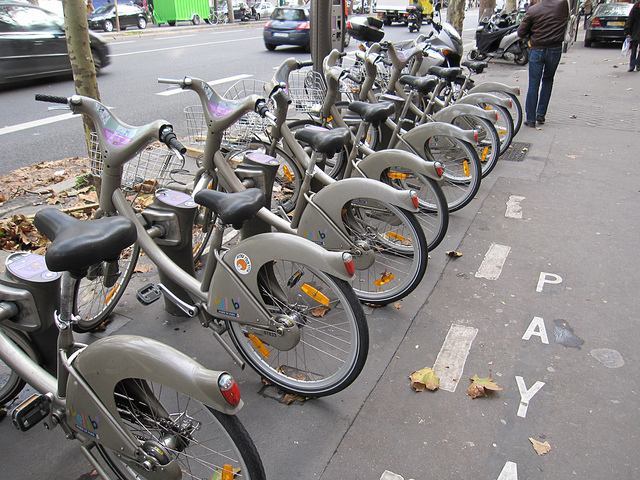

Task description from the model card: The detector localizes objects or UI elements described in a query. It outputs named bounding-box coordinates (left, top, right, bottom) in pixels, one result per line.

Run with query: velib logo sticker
left=234, top=253, right=252, bottom=275
left=215, top=297, right=241, bottom=318
left=71, top=406, right=99, bottom=438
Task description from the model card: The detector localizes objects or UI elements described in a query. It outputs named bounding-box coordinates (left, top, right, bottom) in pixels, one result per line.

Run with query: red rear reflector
left=507, top=99, right=513, bottom=108
left=473, top=130, right=479, bottom=143
left=434, top=162, right=445, bottom=177
left=218, top=373, right=241, bottom=407
left=342, top=252, right=356, bottom=276
left=410, top=191, right=420, bottom=209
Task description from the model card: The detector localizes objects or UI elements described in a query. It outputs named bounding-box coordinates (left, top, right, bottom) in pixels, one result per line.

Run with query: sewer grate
left=501, top=142, right=531, bottom=162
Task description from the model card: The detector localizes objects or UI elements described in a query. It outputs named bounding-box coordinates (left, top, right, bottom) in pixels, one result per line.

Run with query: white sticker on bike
left=234, top=253, right=252, bottom=275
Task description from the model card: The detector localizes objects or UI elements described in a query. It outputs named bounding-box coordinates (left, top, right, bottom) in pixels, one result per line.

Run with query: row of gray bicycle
left=0, top=21, right=525, bottom=480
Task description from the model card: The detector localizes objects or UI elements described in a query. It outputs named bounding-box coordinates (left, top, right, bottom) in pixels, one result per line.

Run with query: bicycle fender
left=433, top=103, right=498, bottom=124
left=66, top=335, right=239, bottom=457
left=398, top=122, right=477, bottom=158
left=298, top=178, right=418, bottom=252
left=357, top=148, right=443, bottom=182
left=467, top=82, right=520, bottom=97
left=457, top=92, right=511, bottom=109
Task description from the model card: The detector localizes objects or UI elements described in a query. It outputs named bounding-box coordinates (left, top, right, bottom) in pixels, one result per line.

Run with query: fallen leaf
left=446, top=250, right=463, bottom=258
left=134, top=264, right=153, bottom=273
left=466, top=375, right=503, bottom=399
left=410, top=367, right=440, bottom=392
left=529, top=437, right=551, bottom=455
left=393, top=301, right=402, bottom=310
left=78, top=190, right=99, bottom=203
left=310, top=305, right=331, bottom=317
left=280, top=393, right=308, bottom=405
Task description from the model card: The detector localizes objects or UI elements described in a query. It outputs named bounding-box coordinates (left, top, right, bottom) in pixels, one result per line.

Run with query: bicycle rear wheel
left=228, top=263, right=368, bottom=397
left=96, top=379, right=265, bottom=480
left=452, top=115, right=500, bottom=178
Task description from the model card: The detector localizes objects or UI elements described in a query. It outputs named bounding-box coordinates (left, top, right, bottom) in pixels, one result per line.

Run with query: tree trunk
left=504, top=0, right=517, bottom=12
left=226, top=0, right=234, bottom=23
left=447, top=0, right=466, bottom=34
left=113, top=0, right=121, bottom=31
left=62, top=0, right=101, bottom=153
left=478, top=0, right=495, bottom=22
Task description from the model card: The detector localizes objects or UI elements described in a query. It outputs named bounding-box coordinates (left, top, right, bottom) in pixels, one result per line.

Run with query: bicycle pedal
left=137, top=283, right=162, bottom=305
left=12, top=393, right=49, bottom=431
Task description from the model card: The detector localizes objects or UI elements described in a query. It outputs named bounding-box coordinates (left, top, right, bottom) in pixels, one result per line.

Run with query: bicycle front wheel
left=452, top=115, right=500, bottom=178
left=228, top=263, right=368, bottom=397
left=95, top=379, right=266, bottom=480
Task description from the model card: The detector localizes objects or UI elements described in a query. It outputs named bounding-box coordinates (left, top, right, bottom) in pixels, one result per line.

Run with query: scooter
left=417, top=3, right=464, bottom=67
left=406, top=5, right=422, bottom=33
left=468, top=16, right=529, bottom=65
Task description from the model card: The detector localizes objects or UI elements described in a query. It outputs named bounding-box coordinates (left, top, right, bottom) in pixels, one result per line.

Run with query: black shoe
left=536, top=116, right=545, bottom=125
left=629, top=67, right=635, bottom=72
left=524, top=120, right=536, bottom=128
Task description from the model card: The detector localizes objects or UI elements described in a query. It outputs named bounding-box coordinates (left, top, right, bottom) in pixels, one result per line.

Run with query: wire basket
left=184, top=105, right=207, bottom=145
left=287, top=69, right=326, bottom=113
left=375, top=61, right=393, bottom=90
left=339, top=55, right=364, bottom=95
left=88, top=132, right=184, bottom=192
left=222, top=78, right=270, bottom=150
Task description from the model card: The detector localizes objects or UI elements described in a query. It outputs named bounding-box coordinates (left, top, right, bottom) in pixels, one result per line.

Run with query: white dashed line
left=475, top=243, right=511, bottom=281
left=505, top=195, right=525, bottom=219
left=496, top=461, right=518, bottom=480
left=156, top=74, right=253, bottom=96
left=432, top=324, right=478, bottom=392
left=108, top=36, right=262, bottom=57
left=0, top=112, right=78, bottom=136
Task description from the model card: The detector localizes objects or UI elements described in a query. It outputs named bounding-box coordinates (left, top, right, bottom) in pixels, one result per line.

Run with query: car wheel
left=192, top=14, right=201, bottom=25
left=91, top=48, right=104, bottom=72
left=168, top=20, right=176, bottom=26
left=584, top=38, right=592, bottom=47
left=304, top=42, right=311, bottom=53
left=103, top=19, right=114, bottom=32
left=265, top=43, right=276, bottom=51
left=138, top=16, right=147, bottom=29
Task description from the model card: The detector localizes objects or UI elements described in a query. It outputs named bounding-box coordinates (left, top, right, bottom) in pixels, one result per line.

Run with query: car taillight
left=297, top=21, right=310, bottom=30
left=265, top=20, right=272, bottom=28
left=410, top=191, right=420, bottom=209
left=591, top=17, right=602, bottom=27
left=218, top=373, right=241, bottom=407
left=342, top=252, right=356, bottom=276
left=434, top=162, right=445, bottom=177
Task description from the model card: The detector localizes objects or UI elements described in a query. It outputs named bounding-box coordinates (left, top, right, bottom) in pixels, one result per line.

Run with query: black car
left=88, top=3, right=147, bottom=32
left=585, top=2, right=633, bottom=47
left=0, top=1, right=110, bottom=85
left=263, top=7, right=310, bottom=51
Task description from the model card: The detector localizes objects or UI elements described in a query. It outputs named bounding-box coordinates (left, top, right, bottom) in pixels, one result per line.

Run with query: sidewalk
left=1, top=38, right=639, bottom=480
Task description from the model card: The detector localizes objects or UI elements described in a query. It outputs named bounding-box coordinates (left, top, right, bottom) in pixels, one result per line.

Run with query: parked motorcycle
left=417, top=3, right=464, bottom=67
left=468, top=14, right=529, bottom=65
left=407, top=5, right=422, bottom=33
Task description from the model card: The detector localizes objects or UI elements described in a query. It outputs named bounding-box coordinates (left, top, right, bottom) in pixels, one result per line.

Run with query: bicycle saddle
left=194, top=188, right=265, bottom=229
left=399, top=75, right=439, bottom=95
left=294, top=126, right=350, bottom=158
left=348, top=101, right=396, bottom=126
left=34, top=208, right=137, bottom=275
left=461, top=60, right=488, bottom=74
left=427, top=66, right=462, bottom=81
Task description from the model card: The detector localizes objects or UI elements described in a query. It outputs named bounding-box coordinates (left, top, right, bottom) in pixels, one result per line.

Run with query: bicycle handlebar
left=159, top=126, right=187, bottom=154
left=298, top=60, right=314, bottom=68
left=35, top=94, right=68, bottom=105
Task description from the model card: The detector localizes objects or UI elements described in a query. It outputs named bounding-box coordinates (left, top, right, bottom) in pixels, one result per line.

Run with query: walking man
left=517, top=0, right=569, bottom=127
left=625, top=1, right=640, bottom=72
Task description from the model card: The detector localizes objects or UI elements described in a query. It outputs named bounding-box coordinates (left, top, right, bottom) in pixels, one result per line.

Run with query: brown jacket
left=517, top=0, right=570, bottom=48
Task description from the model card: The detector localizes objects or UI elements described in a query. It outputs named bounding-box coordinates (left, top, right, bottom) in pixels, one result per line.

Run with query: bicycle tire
left=95, top=380, right=266, bottom=480
left=452, top=115, right=500, bottom=178
left=73, top=243, right=140, bottom=332
left=0, top=329, right=36, bottom=405
left=227, top=267, right=368, bottom=397
left=492, top=104, right=515, bottom=154
left=498, top=92, right=523, bottom=136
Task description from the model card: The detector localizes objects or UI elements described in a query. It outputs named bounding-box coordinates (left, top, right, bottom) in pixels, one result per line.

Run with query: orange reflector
left=301, top=283, right=330, bottom=306
left=463, top=160, right=470, bottom=177
left=385, top=231, right=411, bottom=245
left=221, top=464, right=235, bottom=480
left=248, top=333, right=270, bottom=358
left=283, top=165, right=294, bottom=183
left=105, top=284, right=119, bottom=304
left=387, top=171, right=409, bottom=180
left=374, top=271, right=395, bottom=287
left=481, top=147, right=490, bottom=163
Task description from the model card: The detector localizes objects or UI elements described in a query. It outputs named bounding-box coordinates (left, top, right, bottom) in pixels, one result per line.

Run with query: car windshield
left=271, top=8, right=307, bottom=21
left=93, top=4, right=114, bottom=14
left=0, top=5, right=62, bottom=31
left=594, top=3, right=632, bottom=16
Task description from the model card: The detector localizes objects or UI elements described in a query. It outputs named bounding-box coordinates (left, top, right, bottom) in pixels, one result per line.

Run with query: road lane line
left=0, top=112, right=77, bottom=136
left=475, top=243, right=511, bottom=280
left=497, top=462, right=518, bottom=480
left=155, top=34, right=196, bottom=40
left=505, top=195, right=525, bottom=219
left=109, top=36, right=262, bottom=57
left=156, top=74, right=253, bottom=96
left=109, top=40, right=135, bottom=45
left=432, top=324, right=478, bottom=392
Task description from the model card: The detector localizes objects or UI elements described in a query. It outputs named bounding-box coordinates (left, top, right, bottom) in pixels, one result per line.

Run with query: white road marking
left=155, top=34, right=196, bottom=40
left=0, top=112, right=77, bottom=136
left=505, top=195, right=525, bottom=219
left=380, top=471, right=405, bottom=480
left=433, top=324, right=478, bottom=392
left=516, top=376, right=545, bottom=418
left=156, top=73, right=253, bottom=96
left=496, top=461, right=518, bottom=480
left=109, top=40, right=135, bottom=45
left=109, top=36, right=262, bottom=57
left=522, top=316, right=549, bottom=344
left=475, top=243, right=511, bottom=281
left=536, top=272, right=563, bottom=292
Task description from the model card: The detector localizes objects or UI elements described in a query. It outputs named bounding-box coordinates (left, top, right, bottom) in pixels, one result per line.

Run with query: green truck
left=152, top=0, right=210, bottom=25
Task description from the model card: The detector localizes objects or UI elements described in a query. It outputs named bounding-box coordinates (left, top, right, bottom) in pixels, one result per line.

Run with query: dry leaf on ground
left=410, top=367, right=440, bottom=392
left=446, top=250, right=463, bottom=258
left=393, top=302, right=402, bottom=310
left=529, top=437, right=551, bottom=455
left=280, top=393, right=308, bottom=405
left=466, top=374, right=503, bottom=399
left=0, top=215, right=48, bottom=252
left=134, top=264, right=153, bottom=274
left=310, top=306, right=331, bottom=317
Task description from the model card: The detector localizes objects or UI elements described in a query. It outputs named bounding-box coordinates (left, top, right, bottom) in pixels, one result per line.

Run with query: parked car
left=0, top=0, right=110, bottom=85
left=88, top=3, right=147, bottom=32
left=584, top=2, right=633, bottom=47
left=263, top=6, right=310, bottom=51
left=253, top=2, right=275, bottom=19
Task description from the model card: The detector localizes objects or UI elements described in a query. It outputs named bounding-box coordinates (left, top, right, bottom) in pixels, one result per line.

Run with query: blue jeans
left=525, top=47, right=563, bottom=122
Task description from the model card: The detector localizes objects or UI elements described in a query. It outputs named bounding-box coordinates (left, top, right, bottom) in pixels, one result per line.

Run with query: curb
left=98, top=20, right=266, bottom=41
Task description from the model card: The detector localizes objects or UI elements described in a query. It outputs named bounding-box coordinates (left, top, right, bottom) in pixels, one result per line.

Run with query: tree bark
left=113, top=0, right=121, bottom=31
left=226, top=0, right=234, bottom=23
left=447, top=0, right=466, bottom=34
left=504, top=0, right=517, bottom=12
left=62, top=0, right=100, bottom=153
left=478, top=0, right=496, bottom=22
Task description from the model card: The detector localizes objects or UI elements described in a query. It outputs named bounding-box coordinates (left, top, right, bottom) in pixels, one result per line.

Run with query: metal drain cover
left=501, top=142, right=531, bottom=162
